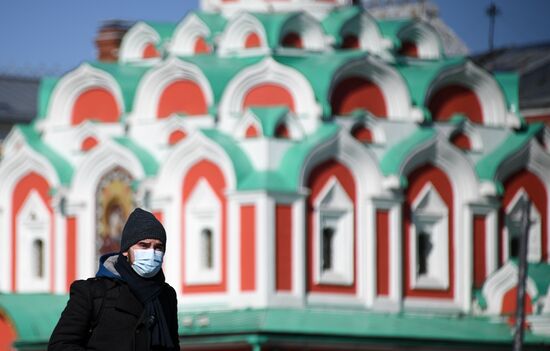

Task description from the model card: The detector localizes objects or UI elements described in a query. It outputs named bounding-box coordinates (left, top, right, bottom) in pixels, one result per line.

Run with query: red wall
left=376, top=210, right=390, bottom=297
left=240, top=205, right=256, bottom=291
left=331, top=77, right=387, bottom=117
left=428, top=85, right=483, bottom=124
left=157, top=80, right=208, bottom=118
left=276, top=205, right=293, bottom=292
left=243, top=83, right=295, bottom=112
left=72, top=88, right=120, bottom=125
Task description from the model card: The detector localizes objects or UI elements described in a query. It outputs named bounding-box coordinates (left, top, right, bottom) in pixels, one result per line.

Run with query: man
left=48, top=208, right=180, bottom=351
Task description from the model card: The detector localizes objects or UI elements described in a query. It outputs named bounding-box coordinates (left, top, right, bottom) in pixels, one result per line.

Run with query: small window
left=417, top=231, right=432, bottom=276
left=201, top=228, right=213, bottom=269
left=33, top=239, right=44, bottom=278
left=321, top=227, right=335, bottom=271
left=510, top=236, right=520, bottom=258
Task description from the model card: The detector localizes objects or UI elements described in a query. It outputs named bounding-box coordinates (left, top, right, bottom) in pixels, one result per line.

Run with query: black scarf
left=115, top=253, right=174, bottom=348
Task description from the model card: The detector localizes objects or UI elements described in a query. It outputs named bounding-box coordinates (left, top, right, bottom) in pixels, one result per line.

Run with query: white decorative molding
left=169, top=13, right=212, bottom=56
left=339, top=11, right=385, bottom=54
left=312, top=177, right=354, bottom=286
left=217, top=12, right=270, bottom=56
left=16, top=190, right=52, bottom=292
left=330, top=56, right=414, bottom=120
left=119, top=22, right=162, bottom=63
left=481, top=262, right=538, bottom=315
left=397, top=21, right=442, bottom=59
left=131, top=57, right=214, bottom=122
left=219, top=57, right=320, bottom=133
left=45, top=64, right=124, bottom=128
left=0, top=143, right=60, bottom=293
left=279, top=12, right=327, bottom=51
left=425, top=61, right=514, bottom=127
left=184, top=179, right=222, bottom=285
left=409, top=183, right=450, bottom=290
left=502, top=189, right=542, bottom=263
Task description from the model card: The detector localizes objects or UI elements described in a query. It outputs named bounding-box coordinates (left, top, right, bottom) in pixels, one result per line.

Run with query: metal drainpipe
left=513, top=200, right=532, bottom=351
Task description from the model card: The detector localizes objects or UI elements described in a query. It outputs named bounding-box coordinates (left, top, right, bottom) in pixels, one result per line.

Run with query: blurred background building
left=0, top=0, right=549, bottom=350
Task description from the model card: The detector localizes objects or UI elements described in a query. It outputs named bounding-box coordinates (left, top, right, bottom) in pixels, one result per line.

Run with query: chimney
left=94, top=20, right=133, bottom=62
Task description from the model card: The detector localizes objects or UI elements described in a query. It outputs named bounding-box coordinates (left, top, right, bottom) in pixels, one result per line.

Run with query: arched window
left=157, top=80, right=209, bottom=118
left=243, top=83, right=296, bottom=112
left=504, top=191, right=542, bottom=262
left=281, top=32, right=303, bottom=49
left=245, top=32, right=261, bottom=48
left=72, top=88, right=120, bottom=125
left=33, top=239, right=45, bottom=278
left=331, top=77, right=387, bottom=117
left=321, top=227, right=335, bottom=271
left=428, top=85, right=483, bottom=124
left=201, top=228, right=214, bottom=269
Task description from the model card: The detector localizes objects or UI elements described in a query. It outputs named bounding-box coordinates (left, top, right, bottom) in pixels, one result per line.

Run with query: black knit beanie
left=120, top=208, right=166, bottom=252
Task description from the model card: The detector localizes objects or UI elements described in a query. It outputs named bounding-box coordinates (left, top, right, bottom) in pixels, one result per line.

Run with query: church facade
left=1, top=0, right=550, bottom=349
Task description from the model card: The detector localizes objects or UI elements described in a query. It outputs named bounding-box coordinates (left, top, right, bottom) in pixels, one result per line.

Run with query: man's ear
left=122, top=251, right=129, bottom=257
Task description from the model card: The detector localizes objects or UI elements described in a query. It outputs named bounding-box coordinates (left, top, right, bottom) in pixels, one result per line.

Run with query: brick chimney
left=94, top=20, right=133, bottom=62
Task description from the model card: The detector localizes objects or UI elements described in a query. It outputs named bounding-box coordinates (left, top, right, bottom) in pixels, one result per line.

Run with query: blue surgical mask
left=131, top=249, right=164, bottom=278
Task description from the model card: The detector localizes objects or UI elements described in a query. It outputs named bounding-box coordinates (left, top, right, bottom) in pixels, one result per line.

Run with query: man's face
left=123, top=238, right=165, bottom=264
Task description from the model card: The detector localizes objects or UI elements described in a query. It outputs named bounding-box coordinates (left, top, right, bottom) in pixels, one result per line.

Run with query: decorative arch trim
left=45, top=64, right=124, bottom=128
left=218, top=13, right=269, bottom=56
left=425, top=62, right=514, bottom=127
left=170, top=14, right=212, bottom=56
left=119, top=22, right=161, bottom=62
left=132, top=57, right=214, bottom=121
left=397, top=22, right=442, bottom=59
left=280, top=13, right=327, bottom=51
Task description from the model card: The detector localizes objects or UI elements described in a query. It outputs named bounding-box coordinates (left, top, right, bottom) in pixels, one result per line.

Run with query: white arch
left=0, top=142, right=61, bottom=292
left=425, top=61, right=517, bottom=127
left=169, top=13, right=211, bottom=56
left=152, top=131, right=237, bottom=294
left=68, top=140, right=145, bottom=279
left=119, top=22, right=161, bottom=63
left=218, top=12, right=270, bottom=56
left=218, top=57, right=320, bottom=131
left=330, top=56, right=417, bottom=120
left=279, top=12, right=327, bottom=51
left=397, top=21, right=442, bottom=59
left=131, top=57, right=214, bottom=122
left=339, top=12, right=385, bottom=54
left=45, top=63, right=125, bottom=128
left=481, top=262, right=538, bottom=315
left=398, top=134, right=481, bottom=311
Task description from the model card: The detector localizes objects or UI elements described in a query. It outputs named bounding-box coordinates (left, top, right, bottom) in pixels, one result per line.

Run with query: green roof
left=475, top=123, right=543, bottom=193
left=252, top=13, right=296, bottom=48
left=321, top=6, right=363, bottom=43
left=144, top=21, right=177, bottom=43
left=394, top=57, right=465, bottom=107
left=113, top=136, right=159, bottom=176
left=0, top=293, right=69, bottom=345
left=201, top=129, right=254, bottom=187
left=178, top=307, right=550, bottom=345
left=273, top=123, right=340, bottom=192
left=37, top=76, right=60, bottom=119
left=183, top=55, right=264, bottom=109
left=248, top=106, right=289, bottom=137
left=377, top=19, right=412, bottom=48
left=275, top=51, right=366, bottom=117
left=192, top=11, right=227, bottom=44
left=509, top=260, right=550, bottom=299
left=17, top=124, right=74, bottom=185
left=380, top=125, right=436, bottom=183
left=494, top=71, right=521, bottom=116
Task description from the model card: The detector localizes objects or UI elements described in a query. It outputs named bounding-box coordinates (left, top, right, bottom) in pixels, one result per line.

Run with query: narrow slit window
left=322, top=227, right=335, bottom=271
left=33, top=239, right=44, bottom=278
left=201, top=229, right=213, bottom=269
left=510, top=235, right=520, bottom=258
left=417, top=231, right=432, bottom=276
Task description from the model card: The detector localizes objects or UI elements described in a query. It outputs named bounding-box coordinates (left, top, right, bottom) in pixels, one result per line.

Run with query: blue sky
left=0, top=0, right=548, bottom=76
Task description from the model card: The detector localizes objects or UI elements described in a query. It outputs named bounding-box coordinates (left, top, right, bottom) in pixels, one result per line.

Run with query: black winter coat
left=48, top=278, right=179, bottom=351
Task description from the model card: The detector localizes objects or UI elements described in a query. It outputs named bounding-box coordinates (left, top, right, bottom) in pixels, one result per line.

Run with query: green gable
left=114, top=136, right=159, bottom=176
left=36, top=76, right=60, bottom=119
